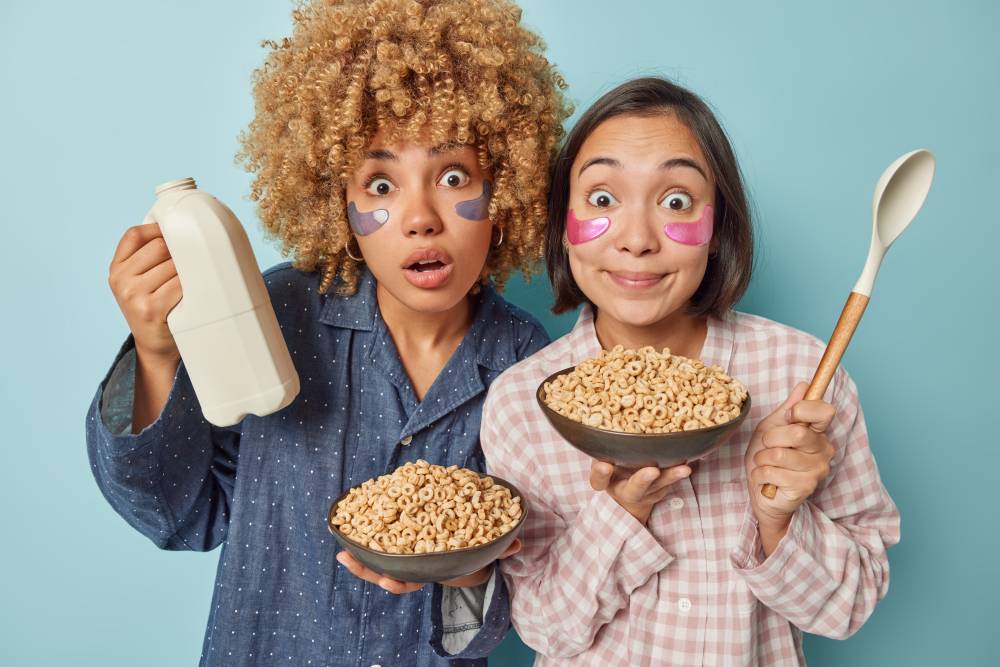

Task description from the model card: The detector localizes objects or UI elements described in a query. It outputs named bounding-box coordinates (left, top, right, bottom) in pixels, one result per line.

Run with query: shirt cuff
left=93, top=335, right=186, bottom=457
left=429, top=566, right=510, bottom=658
left=729, top=501, right=808, bottom=580
left=100, top=343, right=137, bottom=436
left=590, top=491, right=675, bottom=592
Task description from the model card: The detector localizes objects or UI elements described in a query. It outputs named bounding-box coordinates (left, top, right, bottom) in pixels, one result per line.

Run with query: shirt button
left=678, top=597, right=692, bottom=613
left=400, top=435, right=412, bottom=446
left=669, top=497, right=685, bottom=510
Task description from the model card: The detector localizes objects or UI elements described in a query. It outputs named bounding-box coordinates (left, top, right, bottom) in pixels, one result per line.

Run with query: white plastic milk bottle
left=146, top=177, right=299, bottom=426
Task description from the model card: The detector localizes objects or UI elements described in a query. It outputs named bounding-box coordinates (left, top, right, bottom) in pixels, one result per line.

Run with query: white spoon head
left=872, top=149, right=935, bottom=249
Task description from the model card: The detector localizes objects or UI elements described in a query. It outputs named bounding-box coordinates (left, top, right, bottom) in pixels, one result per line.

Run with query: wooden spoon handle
left=761, top=291, right=870, bottom=499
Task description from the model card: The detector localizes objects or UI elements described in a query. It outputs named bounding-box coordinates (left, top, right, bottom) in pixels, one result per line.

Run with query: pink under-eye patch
left=664, top=205, right=714, bottom=246
left=566, top=209, right=611, bottom=245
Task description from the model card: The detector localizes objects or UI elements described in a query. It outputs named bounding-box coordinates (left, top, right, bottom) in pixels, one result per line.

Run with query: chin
left=385, top=277, right=474, bottom=314
left=600, top=299, right=675, bottom=329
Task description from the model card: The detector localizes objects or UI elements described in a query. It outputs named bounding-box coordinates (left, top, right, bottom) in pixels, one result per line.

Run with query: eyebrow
left=577, top=157, right=621, bottom=176
left=577, top=155, right=708, bottom=181
left=660, top=157, right=708, bottom=180
left=364, top=149, right=397, bottom=161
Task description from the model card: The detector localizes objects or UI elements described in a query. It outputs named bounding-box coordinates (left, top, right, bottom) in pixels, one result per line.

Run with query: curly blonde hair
left=237, top=0, right=571, bottom=294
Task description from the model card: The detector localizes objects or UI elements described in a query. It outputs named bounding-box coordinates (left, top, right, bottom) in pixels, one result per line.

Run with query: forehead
left=573, top=113, right=708, bottom=173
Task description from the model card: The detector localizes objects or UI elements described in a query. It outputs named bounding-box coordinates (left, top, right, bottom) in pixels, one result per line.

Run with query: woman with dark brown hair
left=481, top=77, right=899, bottom=665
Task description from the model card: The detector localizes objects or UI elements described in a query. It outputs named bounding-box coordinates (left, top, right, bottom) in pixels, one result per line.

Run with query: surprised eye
left=587, top=189, right=618, bottom=208
left=438, top=168, right=470, bottom=188
left=366, top=177, right=396, bottom=197
left=660, top=192, right=693, bottom=211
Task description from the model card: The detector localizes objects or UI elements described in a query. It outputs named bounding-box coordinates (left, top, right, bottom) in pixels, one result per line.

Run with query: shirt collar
left=701, top=310, right=737, bottom=374
left=571, top=303, right=736, bottom=373
left=318, top=267, right=517, bottom=371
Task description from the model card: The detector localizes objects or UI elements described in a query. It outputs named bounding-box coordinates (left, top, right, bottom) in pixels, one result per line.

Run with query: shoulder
left=726, top=309, right=857, bottom=404
left=261, top=262, right=323, bottom=298
left=259, top=262, right=329, bottom=327
left=485, top=326, right=576, bottom=409
left=729, top=310, right=825, bottom=351
left=479, top=289, right=551, bottom=361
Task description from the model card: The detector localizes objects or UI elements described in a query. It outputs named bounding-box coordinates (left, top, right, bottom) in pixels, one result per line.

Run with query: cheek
left=664, top=205, right=714, bottom=246
left=347, top=201, right=390, bottom=236
left=566, top=248, right=608, bottom=296
left=449, top=220, right=494, bottom=270
left=566, top=209, right=611, bottom=245
left=454, top=181, right=493, bottom=221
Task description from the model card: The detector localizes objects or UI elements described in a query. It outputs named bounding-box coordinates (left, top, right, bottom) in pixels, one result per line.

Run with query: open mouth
left=401, top=248, right=455, bottom=289
left=406, top=259, right=448, bottom=272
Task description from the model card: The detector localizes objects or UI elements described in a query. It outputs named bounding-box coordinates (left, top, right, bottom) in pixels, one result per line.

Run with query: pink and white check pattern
left=481, top=306, right=900, bottom=666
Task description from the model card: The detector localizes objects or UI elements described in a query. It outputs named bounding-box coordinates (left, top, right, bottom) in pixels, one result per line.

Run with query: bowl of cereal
left=327, top=460, right=526, bottom=583
left=536, top=346, right=751, bottom=469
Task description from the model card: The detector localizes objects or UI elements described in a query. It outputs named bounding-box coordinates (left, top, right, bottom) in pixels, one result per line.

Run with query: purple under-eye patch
left=347, top=202, right=390, bottom=236
left=566, top=209, right=611, bottom=245
left=664, top=205, right=714, bottom=246
left=455, top=180, right=493, bottom=221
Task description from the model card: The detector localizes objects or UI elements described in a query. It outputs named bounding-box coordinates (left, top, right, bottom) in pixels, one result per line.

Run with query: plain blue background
left=2, top=1, right=997, bottom=665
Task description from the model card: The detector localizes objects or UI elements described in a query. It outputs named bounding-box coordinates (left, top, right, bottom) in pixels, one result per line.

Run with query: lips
left=606, top=270, right=669, bottom=289
left=402, top=247, right=455, bottom=289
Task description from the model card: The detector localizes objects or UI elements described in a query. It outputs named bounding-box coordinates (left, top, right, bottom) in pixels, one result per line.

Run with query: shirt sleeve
left=428, top=567, right=512, bottom=659
left=729, top=367, right=901, bottom=639
left=85, top=335, right=240, bottom=551
left=480, top=383, right=674, bottom=659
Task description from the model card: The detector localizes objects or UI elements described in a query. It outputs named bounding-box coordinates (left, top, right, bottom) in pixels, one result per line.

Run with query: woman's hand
left=108, top=221, right=182, bottom=365
left=336, top=538, right=522, bottom=594
left=745, top=382, right=836, bottom=530
left=589, top=461, right=692, bottom=524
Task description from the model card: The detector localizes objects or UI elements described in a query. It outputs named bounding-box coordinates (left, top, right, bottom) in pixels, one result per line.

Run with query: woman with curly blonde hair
left=85, top=1, right=570, bottom=664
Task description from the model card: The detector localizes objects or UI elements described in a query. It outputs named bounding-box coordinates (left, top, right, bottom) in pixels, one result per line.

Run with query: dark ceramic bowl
left=536, top=367, right=752, bottom=469
left=328, top=474, right=526, bottom=583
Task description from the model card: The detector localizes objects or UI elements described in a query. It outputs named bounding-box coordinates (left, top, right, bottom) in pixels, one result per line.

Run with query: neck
left=375, top=283, right=473, bottom=350
left=593, top=306, right=708, bottom=360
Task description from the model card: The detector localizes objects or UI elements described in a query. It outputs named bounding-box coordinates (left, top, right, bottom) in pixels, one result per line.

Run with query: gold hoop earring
left=493, top=225, right=504, bottom=248
left=345, top=238, right=363, bottom=262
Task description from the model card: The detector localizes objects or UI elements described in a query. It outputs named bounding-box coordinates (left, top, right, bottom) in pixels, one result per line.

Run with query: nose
left=613, top=206, right=660, bottom=257
left=399, top=187, right=444, bottom=238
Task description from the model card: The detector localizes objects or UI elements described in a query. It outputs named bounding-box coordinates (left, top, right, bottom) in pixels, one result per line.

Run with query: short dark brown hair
left=546, top=77, right=754, bottom=318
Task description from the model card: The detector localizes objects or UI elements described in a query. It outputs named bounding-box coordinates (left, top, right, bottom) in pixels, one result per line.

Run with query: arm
left=730, top=369, right=900, bottom=639
left=86, top=336, right=240, bottom=551
left=480, top=386, right=673, bottom=658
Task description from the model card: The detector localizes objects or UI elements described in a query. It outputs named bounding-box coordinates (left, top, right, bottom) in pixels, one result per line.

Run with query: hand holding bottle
left=108, top=219, right=183, bottom=365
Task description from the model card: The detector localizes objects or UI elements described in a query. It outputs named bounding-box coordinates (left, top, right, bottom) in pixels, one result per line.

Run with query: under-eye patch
left=566, top=209, right=611, bottom=245
left=664, top=205, right=714, bottom=246
left=347, top=202, right=390, bottom=236
left=454, top=180, right=493, bottom=221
